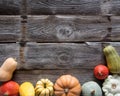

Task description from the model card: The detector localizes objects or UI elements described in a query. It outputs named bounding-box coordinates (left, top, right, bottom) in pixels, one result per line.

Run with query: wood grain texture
left=26, top=0, right=120, bottom=16
left=27, top=0, right=101, bottom=15
left=110, top=0, right=120, bottom=15
left=0, top=16, right=21, bottom=42
left=0, top=43, right=20, bottom=67
left=23, top=42, right=104, bottom=70
left=100, top=0, right=112, bottom=15
left=13, top=69, right=100, bottom=86
left=0, top=0, right=21, bottom=15
left=101, top=0, right=120, bottom=16
left=0, top=0, right=120, bottom=16
left=27, top=15, right=109, bottom=42
left=109, top=16, right=120, bottom=41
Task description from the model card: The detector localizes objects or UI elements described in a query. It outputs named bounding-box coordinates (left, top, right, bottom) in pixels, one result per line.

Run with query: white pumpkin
left=82, top=81, right=102, bottom=96
left=102, top=75, right=120, bottom=96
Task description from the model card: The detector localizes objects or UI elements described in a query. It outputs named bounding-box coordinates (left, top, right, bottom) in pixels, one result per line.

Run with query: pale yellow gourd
left=35, top=79, right=54, bottom=96
left=103, top=45, right=120, bottom=73
left=0, top=57, right=17, bottom=81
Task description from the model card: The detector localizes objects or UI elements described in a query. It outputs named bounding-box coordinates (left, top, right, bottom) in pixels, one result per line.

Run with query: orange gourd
left=54, top=75, right=81, bottom=96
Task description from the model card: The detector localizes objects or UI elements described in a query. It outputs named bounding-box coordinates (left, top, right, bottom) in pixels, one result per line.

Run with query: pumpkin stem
left=64, top=88, right=69, bottom=94
left=91, top=90, right=95, bottom=96
left=44, top=83, right=46, bottom=88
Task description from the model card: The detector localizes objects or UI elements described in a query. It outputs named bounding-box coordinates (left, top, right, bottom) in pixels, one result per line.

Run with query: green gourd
left=103, top=45, right=120, bottom=73
left=82, top=81, right=102, bottom=96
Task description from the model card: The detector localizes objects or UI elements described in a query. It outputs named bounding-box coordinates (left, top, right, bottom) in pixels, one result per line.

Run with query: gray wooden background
left=0, top=0, right=120, bottom=95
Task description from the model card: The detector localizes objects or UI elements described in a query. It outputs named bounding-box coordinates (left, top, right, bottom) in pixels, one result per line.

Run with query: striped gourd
left=103, top=45, right=120, bottom=73
left=35, top=79, right=54, bottom=96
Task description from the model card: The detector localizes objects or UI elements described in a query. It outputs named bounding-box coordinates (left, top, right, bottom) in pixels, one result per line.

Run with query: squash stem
left=91, top=90, right=95, bottom=96
left=112, top=83, right=116, bottom=89
left=44, top=83, right=46, bottom=88
left=64, top=88, right=69, bottom=94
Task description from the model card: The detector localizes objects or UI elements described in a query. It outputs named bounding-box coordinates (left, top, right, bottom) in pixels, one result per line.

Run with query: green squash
left=103, top=45, right=120, bottom=73
left=82, top=81, right=102, bottom=96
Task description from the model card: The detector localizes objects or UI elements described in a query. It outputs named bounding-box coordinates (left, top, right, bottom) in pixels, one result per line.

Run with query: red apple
left=94, top=64, right=109, bottom=80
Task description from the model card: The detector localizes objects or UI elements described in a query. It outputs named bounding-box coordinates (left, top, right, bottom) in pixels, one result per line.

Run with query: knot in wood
left=58, top=52, right=71, bottom=63
left=56, top=25, right=74, bottom=40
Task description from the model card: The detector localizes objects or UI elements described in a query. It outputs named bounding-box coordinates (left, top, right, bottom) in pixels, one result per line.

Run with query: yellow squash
left=103, top=45, right=120, bottom=73
left=19, top=82, right=35, bottom=96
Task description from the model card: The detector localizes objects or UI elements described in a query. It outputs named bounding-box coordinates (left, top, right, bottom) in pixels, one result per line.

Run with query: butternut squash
left=0, top=57, right=17, bottom=81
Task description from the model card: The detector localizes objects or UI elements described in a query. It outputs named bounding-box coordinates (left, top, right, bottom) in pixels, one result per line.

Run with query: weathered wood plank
left=27, top=0, right=120, bottom=16
left=0, top=16, right=21, bottom=42
left=109, top=16, right=120, bottom=41
left=13, top=69, right=100, bottom=86
left=27, top=15, right=109, bottom=42
left=23, top=42, right=104, bottom=70
left=0, top=0, right=21, bottom=15
left=0, top=43, right=20, bottom=67
left=110, top=24, right=120, bottom=41
left=0, top=0, right=119, bottom=16
left=110, top=0, right=120, bottom=15
left=101, top=0, right=120, bottom=16
left=27, top=0, right=101, bottom=15
left=111, top=16, right=120, bottom=23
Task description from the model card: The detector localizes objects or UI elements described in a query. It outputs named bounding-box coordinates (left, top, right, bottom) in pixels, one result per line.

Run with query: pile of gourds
left=0, top=45, right=120, bottom=96
left=82, top=45, right=120, bottom=96
left=102, top=45, right=120, bottom=96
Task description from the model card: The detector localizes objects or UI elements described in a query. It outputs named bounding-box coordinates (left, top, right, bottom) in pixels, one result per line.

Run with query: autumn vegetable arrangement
left=0, top=57, right=19, bottom=96
left=81, top=45, right=120, bottom=96
left=0, top=45, right=120, bottom=96
left=0, top=57, right=81, bottom=96
left=93, top=45, right=120, bottom=96
left=102, top=45, right=120, bottom=96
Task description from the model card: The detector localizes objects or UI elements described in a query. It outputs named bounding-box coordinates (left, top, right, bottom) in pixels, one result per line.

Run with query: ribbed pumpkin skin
left=54, top=75, right=81, bottom=96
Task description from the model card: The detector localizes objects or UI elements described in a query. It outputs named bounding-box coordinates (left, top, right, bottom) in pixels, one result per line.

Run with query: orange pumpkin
left=54, top=75, right=81, bottom=96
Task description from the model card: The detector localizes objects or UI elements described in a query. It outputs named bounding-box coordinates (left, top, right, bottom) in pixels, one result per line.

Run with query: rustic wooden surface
left=0, top=0, right=120, bottom=96
left=27, top=15, right=109, bottom=42
left=0, top=0, right=21, bottom=15
left=0, top=16, right=21, bottom=42
left=26, top=0, right=120, bottom=16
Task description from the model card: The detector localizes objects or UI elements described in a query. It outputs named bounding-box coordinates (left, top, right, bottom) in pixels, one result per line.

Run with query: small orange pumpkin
left=54, top=75, right=81, bottom=96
